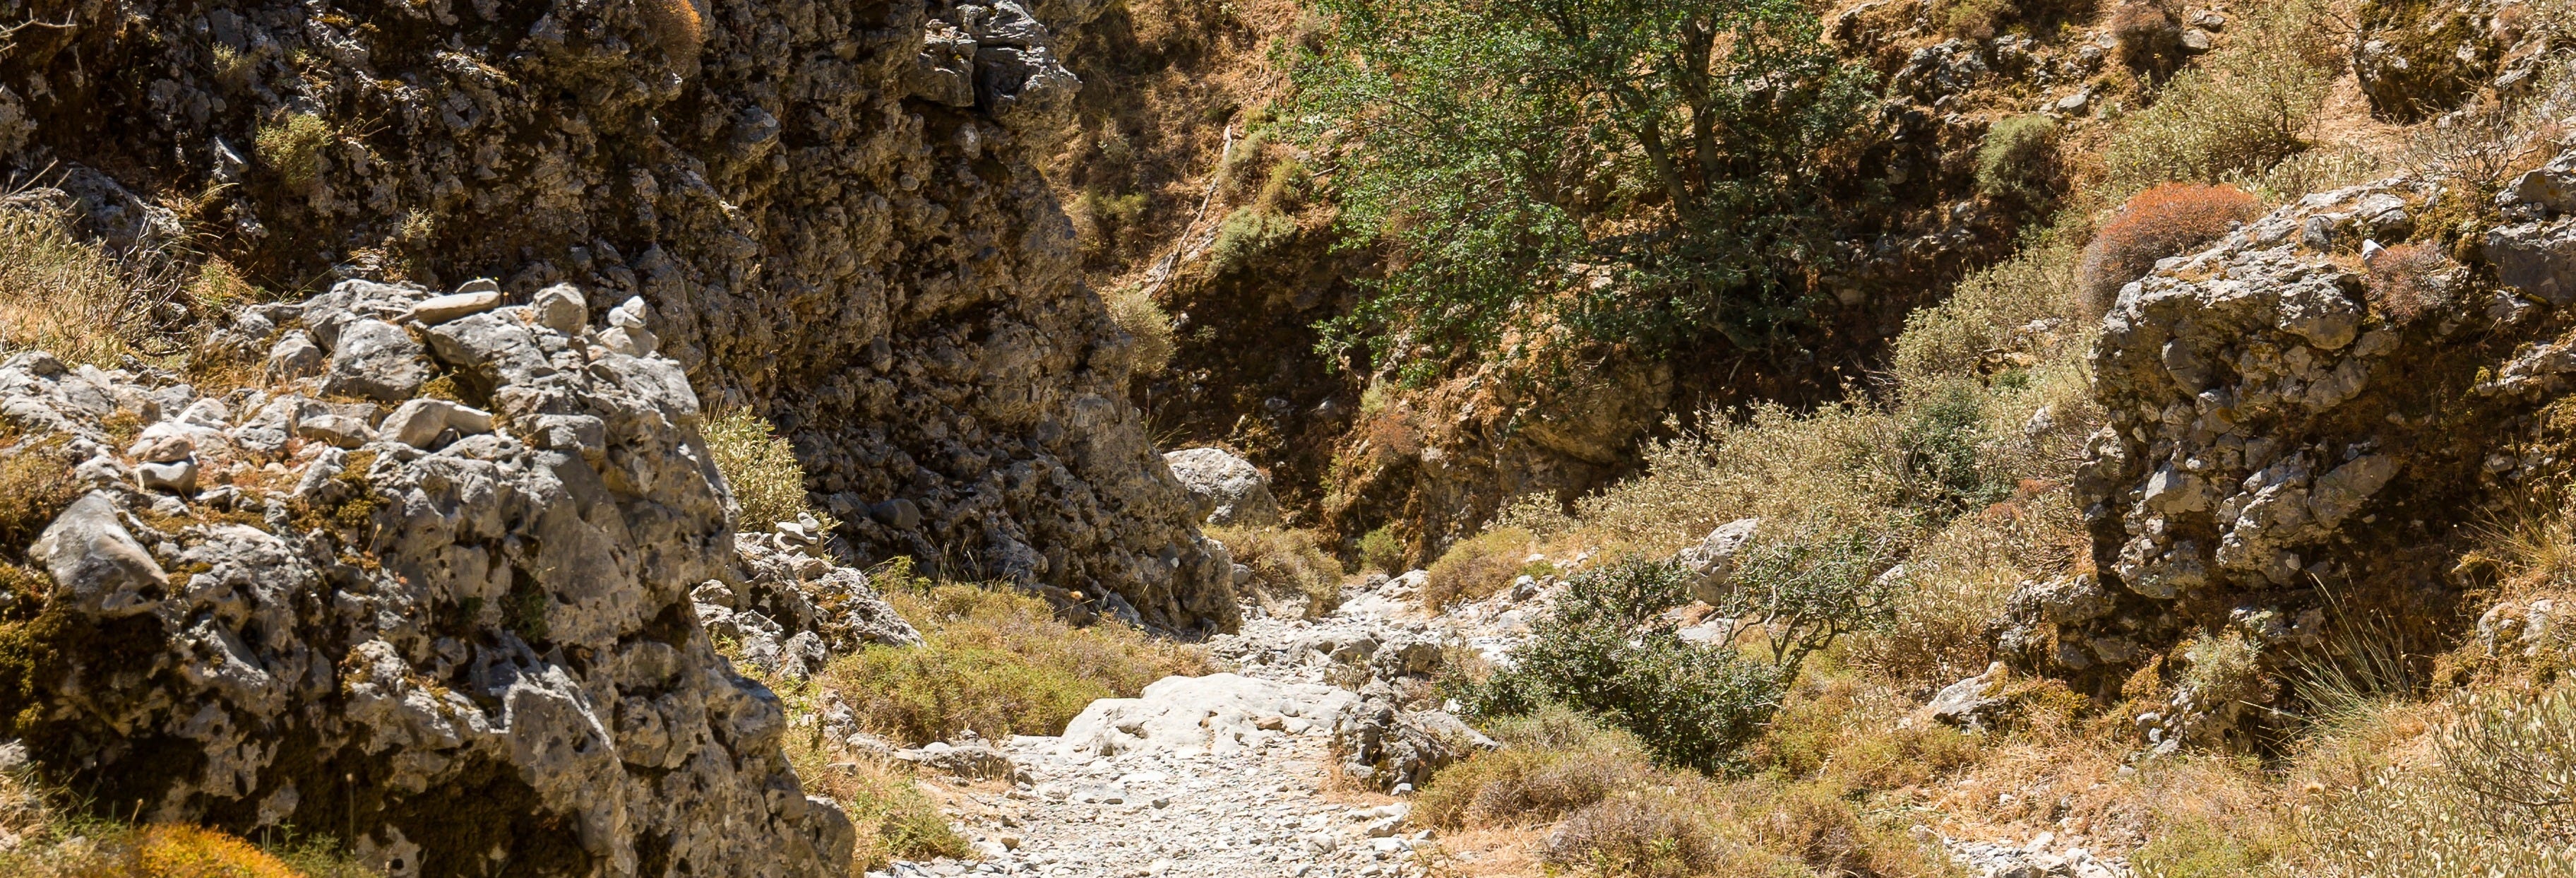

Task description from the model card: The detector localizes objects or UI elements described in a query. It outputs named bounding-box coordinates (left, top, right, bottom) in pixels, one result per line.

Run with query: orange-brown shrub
left=2110, top=0, right=2183, bottom=75
left=2366, top=242, right=2453, bottom=323
left=2076, top=183, right=2258, bottom=319
left=640, top=0, right=705, bottom=61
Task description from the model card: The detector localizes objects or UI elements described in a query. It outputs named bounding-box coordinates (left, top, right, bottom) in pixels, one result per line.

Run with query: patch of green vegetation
left=501, top=576, right=549, bottom=643
left=1206, top=208, right=1296, bottom=275
left=1465, top=558, right=1785, bottom=773
left=817, top=573, right=1208, bottom=744
left=1291, top=0, right=1877, bottom=378
left=701, top=409, right=839, bottom=533
left=1356, top=526, right=1402, bottom=574
left=255, top=112, right=333, bottom=189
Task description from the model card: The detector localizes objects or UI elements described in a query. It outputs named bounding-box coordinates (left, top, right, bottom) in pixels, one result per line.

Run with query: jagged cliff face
left=0, top=0, right=1235, bottom=631
left=1, top=280, right=854, bottom=877
left=2003, top=160, right=2576, bottom=748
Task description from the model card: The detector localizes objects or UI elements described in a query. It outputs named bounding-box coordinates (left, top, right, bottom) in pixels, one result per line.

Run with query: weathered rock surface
left=4, top=0, right=1235, bottom=633
left=1162, top=446, right=1282, bottom=527
left=704, top=525, right=922, bottom=680
left=1674, top=517, right=1760, bottom=605
left=2010, top=170, right=2576, bottom=746
left=0, top=278, right=855, bottom=877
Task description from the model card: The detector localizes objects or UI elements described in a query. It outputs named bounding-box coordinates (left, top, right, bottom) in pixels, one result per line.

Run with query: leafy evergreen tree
left=1290, top=0, right=1878, bottom=380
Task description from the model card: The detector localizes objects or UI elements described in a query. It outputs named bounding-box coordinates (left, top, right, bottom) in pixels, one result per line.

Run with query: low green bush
left=1976, top=114, right=2061, bottom=206
left=1357, top=526, right=1403, bottom=573
left=701, top=409, right=837, bottom=534
left=1208, top=208, right=1297, bottom=274
left=1467, top=559, right=1784, bottom=773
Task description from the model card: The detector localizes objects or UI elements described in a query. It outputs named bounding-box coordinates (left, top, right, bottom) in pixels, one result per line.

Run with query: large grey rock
left=2015, top=173, right=2576, bottom=748
left=321, top=319, right=433, bottom=402
left=1674, top=518, right=1760, bottom=605
left=708, top=529, right=922, bottom=679
left=2, top=0, right=1239, bottom=641
left=28, top=492, right=165, bottom=617
left=402, top=290, right=503, bottom=326
left=1335, top=682, right=1497, bottom=791
left=1926, top=663, right=2010, bottom=731
left=1058, top=674, right=1357, bottom=759
left=1163, top=447, right=1281, bottom=527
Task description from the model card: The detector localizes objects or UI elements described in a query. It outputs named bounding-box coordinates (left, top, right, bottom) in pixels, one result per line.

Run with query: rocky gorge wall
left=2003, top=153, right=2576, bottom=748
left=0, top=0, right=1234, bottom=631
left=0, top=278, right=864, bottom=876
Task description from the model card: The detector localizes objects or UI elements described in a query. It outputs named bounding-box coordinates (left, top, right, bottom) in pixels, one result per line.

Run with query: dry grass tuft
left=1210, top=525, right=1344, bottom=618
left=638, top=0, right=706, bottom=61
left=1421, top=526, right=1537, bottom=611
left=0, top=196, right=199, bottom=368
left=1541, top=791, right=1723, bottom=878
left=1414, top=706, right=1654, bottom=830
left=1102, top=283, right=1176, bottom=376
left=819, top=574, right=1209, bottom=744
left=782, top=734, right=967, bottom=870
left=701, top=409, right=840, bottom=534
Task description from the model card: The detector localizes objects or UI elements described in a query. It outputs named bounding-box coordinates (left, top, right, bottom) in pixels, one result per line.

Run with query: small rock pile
left=1940, top=831, right=2134, bottom=878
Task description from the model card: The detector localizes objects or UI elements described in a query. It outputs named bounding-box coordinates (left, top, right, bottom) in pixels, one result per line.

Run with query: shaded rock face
left=0, top=0, right=1234, bottom=631
left=0, top=279, right=852, bottom=877
left=2009, top=173, right=2576, bottom=744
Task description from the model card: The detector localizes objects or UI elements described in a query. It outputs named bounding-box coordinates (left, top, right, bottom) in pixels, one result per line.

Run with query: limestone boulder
left=1163, top=447, right=1282, bottom=527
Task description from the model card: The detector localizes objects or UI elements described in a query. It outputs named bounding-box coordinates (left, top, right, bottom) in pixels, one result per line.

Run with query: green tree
left=1291, top=0, right=1877, bottom=380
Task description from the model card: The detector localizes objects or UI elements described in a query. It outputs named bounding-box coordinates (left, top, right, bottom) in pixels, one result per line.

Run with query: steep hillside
left=0, top=0, right=1235, bottom=631
left=1045, top=0, right=2121, bottom=561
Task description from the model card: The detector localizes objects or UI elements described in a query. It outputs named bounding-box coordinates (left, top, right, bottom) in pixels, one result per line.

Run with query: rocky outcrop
left=0, top=0, right=1235, bottom=631
left=2008, top=167, right=2576, bottom=744
left=0, top=278, right=856, bottom=877
left=698, top=525, right=921, bottom=680
left=1163, top=447, right=1281, bottom=527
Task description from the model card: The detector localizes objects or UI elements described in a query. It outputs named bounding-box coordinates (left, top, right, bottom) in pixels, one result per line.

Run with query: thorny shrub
left=1541, top=791, right=1724, bottom=878
left=1412, top=705, right=1655, bottom=829
left=1499, top=402, right=1911, bottom=555
left=1976, top=114, right=2061, bottom=207
left=2108, top=0, right=2182, bottom=75
left=1711, top=526, right=1902, bottom=680
left=1207, top=208, right=1296, bottom=275
left=254, top=112, right=333, bottom=191
left=1357, top=525, right=1404, bottom=573
left=2099, top=0, right=2340, bottom=199
left=1890, top=237, right=2083, bottom=384
left=2075, top=183, right=2258, bottom=319
left=2301, top=689, right=2576, bottom=875
left=2364, top=242, right=2454, bottom=323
